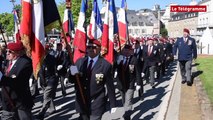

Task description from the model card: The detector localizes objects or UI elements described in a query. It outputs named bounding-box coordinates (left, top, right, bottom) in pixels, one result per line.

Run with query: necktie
left=6, top=62, right=13, bottom=75
left=124, top=57, right=129, bottom=70
left=87, top=59, right=93, bottom=79
left=148, top=46, right=152, bottom=56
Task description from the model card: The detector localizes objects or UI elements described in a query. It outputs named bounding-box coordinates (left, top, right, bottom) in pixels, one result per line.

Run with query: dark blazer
left=142, top=45, right=160, bottom=71
left=56, top=50, right=70, bottom=76
left=115, top=55, right=141, bottom=91
left=72, top=56, right=116, bottom=116
left=38, top=53, right=57, bottom=87
left=0, top=55, right=34, bottom=111
left=173, top=37, right=197, bottom=61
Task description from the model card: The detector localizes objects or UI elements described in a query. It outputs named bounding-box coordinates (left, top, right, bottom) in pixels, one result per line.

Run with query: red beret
left=87, top=39, right=101, bottom=47
left=7, top=42, right=24, bottom=51
left=183, top=28, right=190, bottom=34
left=132, top=39, right=139, bottom=44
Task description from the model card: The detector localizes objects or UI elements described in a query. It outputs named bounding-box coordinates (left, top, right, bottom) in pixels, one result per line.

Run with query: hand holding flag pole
left=58, top=0, right=87, bottom=108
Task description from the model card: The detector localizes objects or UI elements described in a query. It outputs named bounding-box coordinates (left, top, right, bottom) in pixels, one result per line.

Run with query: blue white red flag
left=73, top=0, right=88, bottom=63
left=118, top=0, right=128, bottom=48
left=88, top=0, right=102, bottom=40
left=13, top=9, right=21, bottom=43
left=63, top=9, right=75, bottom=43
left=101, top=0, right=117, bottom=64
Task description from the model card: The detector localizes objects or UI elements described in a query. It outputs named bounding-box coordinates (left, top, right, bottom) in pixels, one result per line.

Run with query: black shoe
left=123, top=115, right=130, bottom=120
left=35, top=114, right=44, bottom=120
left=187, top=81, right=192, bottom=86
left=150, top=83, right=155, bottom=88
left=140, top=97, right=144, bottom=101
left=181, top=81, right=186, bottom=84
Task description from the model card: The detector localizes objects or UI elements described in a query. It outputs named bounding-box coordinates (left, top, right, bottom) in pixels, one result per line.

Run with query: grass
left=196, top=55, right=213, bottom=103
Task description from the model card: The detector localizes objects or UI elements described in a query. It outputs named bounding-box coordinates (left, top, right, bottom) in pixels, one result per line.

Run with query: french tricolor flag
left=88, top=0, right=102, bottom=40
left=101, top=0, right=117, bottom=64
left=73, top=0, right=88, bottom=63
left=13, top=9, right=21, bottom=43
left=63, top=8, right=75, bottom=43
left=118, top=0, right=128, bottom=48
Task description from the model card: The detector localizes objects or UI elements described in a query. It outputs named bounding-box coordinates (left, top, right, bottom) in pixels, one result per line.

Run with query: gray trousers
left=1, top=109, right=32, bottom=120
left=39, top=83, right=57, bottom=116
left=120, top=89, right=134, bottom=116
left=79, top=113, right=102, bottom=120
left=179, top=60, right=192, bottom=82
left=149, top=66, right=156, bottom=85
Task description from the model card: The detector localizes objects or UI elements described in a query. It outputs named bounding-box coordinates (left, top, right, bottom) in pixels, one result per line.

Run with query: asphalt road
left=0, top=61, right=178, bottom=120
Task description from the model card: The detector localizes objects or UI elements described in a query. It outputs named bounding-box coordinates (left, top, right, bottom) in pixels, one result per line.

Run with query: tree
left=0, top=13, right=14, bottom=36
left=71, top=0, right=92, bottom=26
left=56, top=0, right=92, bottom=30
left=160, top=22, right=168, bottom=37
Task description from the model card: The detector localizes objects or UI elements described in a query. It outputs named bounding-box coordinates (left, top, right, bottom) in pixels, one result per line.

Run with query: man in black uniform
left=70, top=39, right=116, bottom=120
left=115, top=44, right=141, bottom=120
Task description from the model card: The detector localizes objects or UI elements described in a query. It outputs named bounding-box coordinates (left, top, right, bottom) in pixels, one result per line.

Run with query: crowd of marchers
left=0, top=28, right=197, bottom=120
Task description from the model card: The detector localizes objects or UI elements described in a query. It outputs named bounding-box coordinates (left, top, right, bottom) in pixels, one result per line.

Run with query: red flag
left=73, top=0, right=88, bottom=63
left=118, top=0, right=128, bottom=48
left=101, top=0, right=117, bottom=64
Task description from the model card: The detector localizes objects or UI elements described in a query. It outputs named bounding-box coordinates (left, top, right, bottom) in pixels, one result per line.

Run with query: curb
left=157, top=61, right=179, bottom=120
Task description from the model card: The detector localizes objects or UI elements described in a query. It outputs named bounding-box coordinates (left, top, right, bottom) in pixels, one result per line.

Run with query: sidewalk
left=166, top=62, right=213, bottom=120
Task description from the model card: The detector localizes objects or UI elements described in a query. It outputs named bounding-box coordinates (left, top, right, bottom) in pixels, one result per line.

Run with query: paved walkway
left=166, top=61, right=213, bottom=120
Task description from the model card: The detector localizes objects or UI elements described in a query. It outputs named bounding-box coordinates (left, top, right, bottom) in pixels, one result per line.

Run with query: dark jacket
left=173, top=37, right=197, bottom=61
left=142, top=45, right=160, bottom=72
left=71, top=56, right=116, bottom=116
left=0, top=55, right=34, bottom=111
left=115, top=55, right=141, bottom=91
left=38, top=53, right=57, bottom=88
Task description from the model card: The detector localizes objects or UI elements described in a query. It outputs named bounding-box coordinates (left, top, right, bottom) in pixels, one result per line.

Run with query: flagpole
left=59, top=0, right=87, bottom=106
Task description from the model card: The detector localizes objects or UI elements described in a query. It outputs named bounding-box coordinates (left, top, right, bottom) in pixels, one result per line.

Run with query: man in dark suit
left=70, top=39, right=116, bottom=120
left=0, top=42, right=34, bottom=120
left=115, top=44, right=141, bottom=120
left=132, top=39, right=144, bottom=101
left=142, top=38, right=160, bottom=88
left=173, top=28, right=197, bottom=86
left=55, top=42, right=70, bottom=97
left=36, top=44, right=58, bottom=120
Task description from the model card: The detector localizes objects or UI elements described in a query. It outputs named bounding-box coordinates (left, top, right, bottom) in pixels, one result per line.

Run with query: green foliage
left=0, top=0, right=93, bottom=36
left=0, top=13, right=14, bottom=36
left=160, top=27, right=168, bottom=37
left=71, top=0, right=93, bottom=27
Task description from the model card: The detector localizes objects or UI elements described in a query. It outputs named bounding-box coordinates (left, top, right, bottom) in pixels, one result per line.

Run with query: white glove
left=64, top=78, right=69, bottom=87
left=174, top=55, right=177, bottom=60
left=141, top=72, right=145, bottom=77
left=116, top=55, right=123, bottom=64
left=57, top=65, right=63, bottom=71
left=29, top=78, right=33, bottom=87
left=0, top=71, right=3, bottom=80
left=110, top=107, right=117, bottom=114
left=70, top=65, right=79, bottom=75
left=136, top=85, right=141, bottom=91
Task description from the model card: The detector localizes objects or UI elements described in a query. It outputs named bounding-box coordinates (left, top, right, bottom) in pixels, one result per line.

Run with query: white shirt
left=88, top=55, right=99, bottom=68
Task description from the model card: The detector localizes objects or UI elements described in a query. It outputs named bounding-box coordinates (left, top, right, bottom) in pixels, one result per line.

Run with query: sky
left=0, top=0, right=194, bottom=14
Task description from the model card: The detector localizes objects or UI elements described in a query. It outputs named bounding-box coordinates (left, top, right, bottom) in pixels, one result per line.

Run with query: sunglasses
left=6, top=50, right=14, bottom=54
left=87, top=46, right=97, bottom=49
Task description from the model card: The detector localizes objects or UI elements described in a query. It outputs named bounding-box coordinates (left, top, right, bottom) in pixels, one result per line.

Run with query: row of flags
left=12, top=0, right=129, bottom=78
